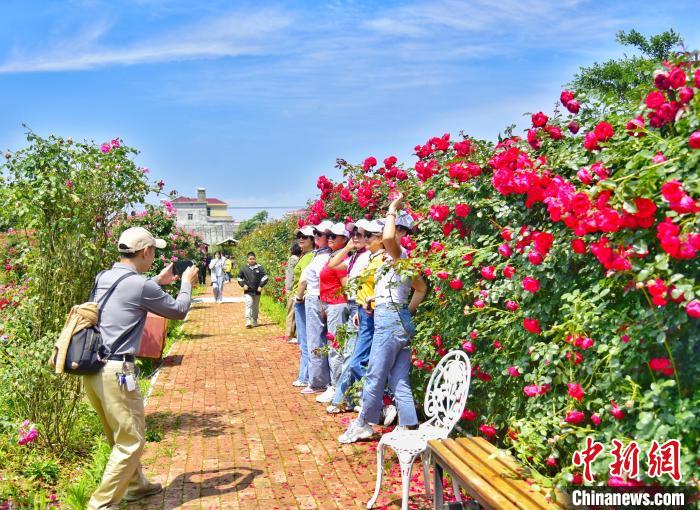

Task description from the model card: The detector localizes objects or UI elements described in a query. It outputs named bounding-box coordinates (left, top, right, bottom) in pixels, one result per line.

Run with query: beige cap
left=118, top=227, right=167, bottom=253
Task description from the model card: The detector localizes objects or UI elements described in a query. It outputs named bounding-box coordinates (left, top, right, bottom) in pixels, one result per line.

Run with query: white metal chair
left=367, top=350, right=472, bottom=510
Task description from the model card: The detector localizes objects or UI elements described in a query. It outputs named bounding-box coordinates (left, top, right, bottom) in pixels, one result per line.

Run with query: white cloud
left=0, top=9, right=293, bottom=73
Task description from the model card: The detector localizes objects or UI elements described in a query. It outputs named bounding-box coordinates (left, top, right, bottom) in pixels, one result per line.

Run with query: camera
left=171, top=260, right=194, bottom=277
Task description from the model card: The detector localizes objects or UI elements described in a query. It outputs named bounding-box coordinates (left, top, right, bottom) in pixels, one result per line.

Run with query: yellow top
left=224, top=259, right=232, bottom=272
left=355, top=251, right=385, bottom=306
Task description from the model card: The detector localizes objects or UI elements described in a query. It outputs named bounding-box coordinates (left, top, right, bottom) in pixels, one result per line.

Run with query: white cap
left=329, top=222, right=350, bottom=237
left=350, top=218, right=371, bottom=231
left=396, top=211, right=414, bottom=231
left=364, top=220, right=384, bottom=234
left=314, top=220, right=334, bottom=232
left=297, top=225, right=315, bottom=236
left=118, top=227, right=166, bottom=253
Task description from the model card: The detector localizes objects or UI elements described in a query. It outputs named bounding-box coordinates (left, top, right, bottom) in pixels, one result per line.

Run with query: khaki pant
left=285, top=293, right=296, bottom=338
left=83, top=360, right=150, bottom=509
left=244, top=293, right=261, bottom=326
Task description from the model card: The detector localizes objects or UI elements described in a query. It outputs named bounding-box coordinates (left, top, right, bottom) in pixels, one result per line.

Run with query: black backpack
left=61, top=271, right=139, bottom=375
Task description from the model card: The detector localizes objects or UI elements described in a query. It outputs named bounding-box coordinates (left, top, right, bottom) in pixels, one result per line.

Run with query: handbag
left=59, top=271, right=139, bottom=375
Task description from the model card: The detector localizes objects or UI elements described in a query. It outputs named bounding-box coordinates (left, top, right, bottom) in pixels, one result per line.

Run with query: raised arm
left=328, top=242, right=353, bottom=269
left=383, top=192, right=403, bottom=260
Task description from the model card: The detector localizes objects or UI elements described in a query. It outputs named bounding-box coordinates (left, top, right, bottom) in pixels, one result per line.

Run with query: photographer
left=83, top=227, right=198, bottom=509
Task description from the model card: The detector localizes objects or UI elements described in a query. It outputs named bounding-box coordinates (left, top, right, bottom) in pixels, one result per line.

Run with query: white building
left=172, top=188, right=238, bottom=245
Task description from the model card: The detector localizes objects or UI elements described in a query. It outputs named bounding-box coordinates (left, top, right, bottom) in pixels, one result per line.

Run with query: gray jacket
left=93, top=263, right=192, bottom=355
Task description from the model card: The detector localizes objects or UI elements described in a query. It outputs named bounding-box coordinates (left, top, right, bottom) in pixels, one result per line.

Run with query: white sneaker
left=326, top=404, right=343, bottom=414
left=338, top=419, right=374, bottom=444
left=291, top=379, right=307, bottom=387
left=353, top=405, right=362, bottom=413
left=382, top=404, right=398, bottom=427
left=287, top=337, right=298, bottom=344
left=315, top=386, right=335, bottom=403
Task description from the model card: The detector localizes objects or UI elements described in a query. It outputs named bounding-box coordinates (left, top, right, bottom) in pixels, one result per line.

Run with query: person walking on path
left=291, top=226, right=315, bottom=388
left=340, top=194, right=428, bottom=444
left=209, top=252, right=226, bottom=303
left=224, top=255, right=233, bottom=283
left=315, top=222, right=351, bottom=404
left=294, top=220, right=333, bottom=394
left=84, top=227, right=198, bottom=510
left=284, top=243, right=302, bottom=343
left=237, top=251, right=269, bottom=327
left=198, top=253, right=210, bottom=285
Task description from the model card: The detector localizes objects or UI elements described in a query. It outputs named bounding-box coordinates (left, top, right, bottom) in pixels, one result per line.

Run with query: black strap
left=88, top=270, right=108, bottom=301
left=106, top=319, right=143, bottom=359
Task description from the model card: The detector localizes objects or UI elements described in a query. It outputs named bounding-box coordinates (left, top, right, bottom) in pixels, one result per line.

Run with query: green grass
left=259, top=294, right=287, bottom=327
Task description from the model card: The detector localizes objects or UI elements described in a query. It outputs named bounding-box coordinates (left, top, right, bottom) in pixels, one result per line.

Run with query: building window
left=207, top=207, right=211, bottom=216
left=187, top=213, right=193, bottom=221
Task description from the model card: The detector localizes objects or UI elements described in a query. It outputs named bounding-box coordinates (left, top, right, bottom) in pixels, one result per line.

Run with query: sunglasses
left=296, top=233, right=313, bottom=240
left=364, top=232, right=381, bottom=239
left=328, top=233, right=347, bottom=240
left=351, top=230, right=363, bottom=238
left=313, top=231, right=328, bottom=237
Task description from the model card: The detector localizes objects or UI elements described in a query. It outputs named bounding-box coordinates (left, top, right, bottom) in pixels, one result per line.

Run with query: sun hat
left=118, top=227, right=166, bottom=253
left=349, top=218, right=371, bottom=231
left=329, top=223, right=350, bottom=238
left=297, top=225, right=315, bottom=236
left=314, top=220, right=334, bottom=232
left=363, top=220, right=384, bottom=234
left=395, top=211, right=414, bottom=231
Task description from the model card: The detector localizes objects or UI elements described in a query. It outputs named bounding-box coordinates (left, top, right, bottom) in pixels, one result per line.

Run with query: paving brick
left=131, top=283, right=435, bottom=509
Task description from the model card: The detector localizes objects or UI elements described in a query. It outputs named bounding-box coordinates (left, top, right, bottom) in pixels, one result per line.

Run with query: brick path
left=132, top=282, right=436, bottom=510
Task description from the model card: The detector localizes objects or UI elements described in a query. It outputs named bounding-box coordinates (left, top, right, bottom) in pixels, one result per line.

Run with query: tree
left=570, top=30, right=684, bottom=114
left=236, top=210, right=269, bottom=239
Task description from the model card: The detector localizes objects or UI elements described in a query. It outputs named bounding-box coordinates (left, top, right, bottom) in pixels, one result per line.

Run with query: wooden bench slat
left=444, top=439, right=547, bottom=510
left=461, top=437, right=570, bottom=509
left=450, top=439, right=554, bottom=510
left=429, top=440, right=521, bottom=510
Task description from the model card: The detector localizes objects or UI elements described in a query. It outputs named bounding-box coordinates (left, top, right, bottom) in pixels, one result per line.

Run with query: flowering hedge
left=281, top=58, right=700, bottom=489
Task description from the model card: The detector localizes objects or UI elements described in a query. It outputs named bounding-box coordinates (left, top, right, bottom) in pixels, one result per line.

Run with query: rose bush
left=261, top=55, right=700, bottom=490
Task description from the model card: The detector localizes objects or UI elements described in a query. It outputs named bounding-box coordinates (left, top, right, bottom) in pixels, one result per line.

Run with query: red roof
left=172, top=197, right=227, bottom=205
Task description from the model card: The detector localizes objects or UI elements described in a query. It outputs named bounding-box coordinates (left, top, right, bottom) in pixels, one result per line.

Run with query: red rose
left=436, top=271, right=449, bottom=280
left=689, top=132, right=700, bottom=149
left=522, top=276, right=540, bottom=293
left=565, top=410, right=585, bottom=424
left=498, top=243, right=512, bottom=258
left=531, top=112, right=548, bottom=127
left=679, top=87, right=694, bottom=103
left=507, top=366, right=521, bottom=377
left=429, top=204, right=450, bottom=223
left=503, top=265, right=516, bottom=279
left=523, top=318, right=541, bottom=334
left=565, top=99, right=580, bottom=114
left=649, top=358, right=674, bottom=376
left=396, top=169, right=408, bottom=181
left=560, top=90, right=574, bottom=105
left=577, top=167, right=593, bottom=184
left=546, top=456, right=558, bottom=467
left=668, top=67, right=686, bottom=89
left=590, top=414, right=601, bottom=426
left=505, top=300, right=519, bottom=311
left=567, top=383, right=585, bottom=401
left=654, top=72, right=670, bottom=90
left=568, top=121, right=580, bottom=134
left=383, top=156, right=397, bottom=168
left=481, top=266, right=496, bottom=280
left=462, top=341, right=476, bottom=353
left=461, top=409, right=477, bottom=420
left=523, top=385, right=540, bottom=397
left=449, top=278, right=463, bottom=290
left=472, top=299, right=485, bottom=308
left=645, top=90, right=665, bottom=109
left=583, top=131, right=599, bottom=151
left=340, top=187, right=353, bottom=202
left=626, top=116, right=645, bottom=137
left=687, top=300, right=700, bottom=318
left=362, top=156, right=377, bottom=171
left=661, top=180, right=685, bottom=203
left=454, top=203, right=471, bottom=217
left=501, top=227, right=513, bottom=241
left=479, top=424, right=496, bottom=438
left=547, top=125, right=563, bottom=140
left=571, top=238, right=587, bottom=254
left=610, top=402, right=625, bottom=420
left=593, top=121, right=614, bottom=141
left=528, top=251, right=544, bottom=265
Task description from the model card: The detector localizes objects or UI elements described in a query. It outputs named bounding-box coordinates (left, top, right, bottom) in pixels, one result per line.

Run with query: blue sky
left=1, top=1, right=698, bottom=220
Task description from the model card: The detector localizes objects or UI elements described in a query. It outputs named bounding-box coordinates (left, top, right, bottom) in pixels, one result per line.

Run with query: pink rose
left=689, top=132, right=700, bottom=149
left=100, top=143, right=111, bottom=153
left=498, top=243, right=512, bottom=258
left=523, top=385, right=540, bottom=397
left=531, top=112, right=548, bottom=127
left=567, top=383, right=585, bottom=401
left=568, top=121, right=580, bottom=134
left=507, top=366, right=521, bottom=377
left=503, top=265, right=516, bottom=279
left=645, top=90, right=665, bottom=109
left=505, top=300, right=519, bottom=311
left=566, top=100, right=580, bottom=114
left=679, top=87, right=694, bottom=103
left=479, top=424, right=496, bottom=438
left=687, top=300, right=700, bottom=318
left=590, top=414, right=601, bottom=426
left=449, top=278, right=463, bottom=290
left=565, top=410, right=585, bottom=425
left=560, top=90, right=574, bottom=105
left=462, top=341, right=476, bottom=353
left=583, top=131, right=599, bottom=151
left=454, top=203, right=471, bottom=217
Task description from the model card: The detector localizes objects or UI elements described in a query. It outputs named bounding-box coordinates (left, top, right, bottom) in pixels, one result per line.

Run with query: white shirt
left=302, top=247, right=331, bottom=296
left=347, top=249, right=371, bottom=300
left=374, top=247, right=411, bottom=305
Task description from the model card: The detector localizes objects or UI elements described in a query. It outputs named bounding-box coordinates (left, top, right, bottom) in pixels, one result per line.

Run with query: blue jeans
left=305, top=295, right=329, bottom=389
left=340, top=300, right=359, bottom=375
left=332, top=306, right=375, bottom=406
left=213, top=276, right=225, bottom=302
left=359, top=304, right=417, bottom=426
left=322, top=302, right=349, bottom=387
left=294, top=301, right=308, bottom=384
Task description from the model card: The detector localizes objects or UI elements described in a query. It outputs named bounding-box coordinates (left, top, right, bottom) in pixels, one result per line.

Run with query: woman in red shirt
left=316, top=222, right=350, bottom=404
